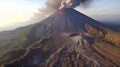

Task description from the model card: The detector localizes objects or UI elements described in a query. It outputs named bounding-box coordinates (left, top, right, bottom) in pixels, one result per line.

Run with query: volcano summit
left=0, top=8, right=120, bottom=67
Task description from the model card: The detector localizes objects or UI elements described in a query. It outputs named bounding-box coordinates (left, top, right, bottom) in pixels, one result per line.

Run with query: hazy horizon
left=0, top=1, right=120, bottom=66
left=0, top=0, right=120, bottom=31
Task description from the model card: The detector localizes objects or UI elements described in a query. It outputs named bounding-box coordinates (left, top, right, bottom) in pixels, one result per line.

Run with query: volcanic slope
left=1, top=8, right=120, bottom=67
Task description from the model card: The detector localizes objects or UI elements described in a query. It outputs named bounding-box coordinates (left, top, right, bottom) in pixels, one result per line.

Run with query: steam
left=59, top=0, right=92, bottom=9
left=39, top=0, right=92, bottom=16
left=38, top=0, right=62, bottom=16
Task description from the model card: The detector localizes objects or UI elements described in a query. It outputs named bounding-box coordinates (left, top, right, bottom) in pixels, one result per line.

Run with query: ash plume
left=59, top=0, right=93, bottom=9
left=39, top=0, right=92, bottom=16
left=39, top=0, right=62, bottom=16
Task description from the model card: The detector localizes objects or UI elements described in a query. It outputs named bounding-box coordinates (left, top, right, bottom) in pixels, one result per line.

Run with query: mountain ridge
left=0, top=8, right=120, bottom=67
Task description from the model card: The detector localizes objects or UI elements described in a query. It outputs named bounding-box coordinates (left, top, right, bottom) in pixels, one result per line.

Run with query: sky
left=0, top=0, right=120, bottom=31
left=77, top=0, right=120, bottom=15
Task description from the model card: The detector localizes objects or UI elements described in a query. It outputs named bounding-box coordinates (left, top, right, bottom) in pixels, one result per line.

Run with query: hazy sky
left=0, top=0, right=120, bottom=31
left=77, top=0, right=120, bottom=15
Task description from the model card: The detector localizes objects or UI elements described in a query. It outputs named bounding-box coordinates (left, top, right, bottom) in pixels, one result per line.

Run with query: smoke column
left=39, top=0, right=92, bottom=16
left=59, top=0, right=92, bottom=9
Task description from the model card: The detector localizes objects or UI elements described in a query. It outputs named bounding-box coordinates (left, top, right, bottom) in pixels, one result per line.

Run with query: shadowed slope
left=38, top=8, right=107, bottom=34
left=0, top=8, right=120, bottom=67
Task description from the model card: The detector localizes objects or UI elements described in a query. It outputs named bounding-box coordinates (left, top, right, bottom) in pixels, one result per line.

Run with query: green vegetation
left=0, top=22, right=43, bottom=65
left=0, top=48, right=26, bottom=63
left=0, top=22, right=41, bottom=52
left=0, top=32, right=53, bottom=65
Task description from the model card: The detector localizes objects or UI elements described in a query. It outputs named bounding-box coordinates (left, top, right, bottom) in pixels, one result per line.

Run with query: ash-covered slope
left=40, top=33, right=120, bottom=67
left=37, top=8, right=106, bottom=34
left=1, top=8, right=120, bottom=67
left=38, top=8, right=120, bottom=67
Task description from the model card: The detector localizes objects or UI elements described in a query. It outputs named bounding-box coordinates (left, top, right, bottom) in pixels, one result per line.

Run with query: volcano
left=0, top=8, right=120, bottom=67
left=34, top=8, right=107, bottom=34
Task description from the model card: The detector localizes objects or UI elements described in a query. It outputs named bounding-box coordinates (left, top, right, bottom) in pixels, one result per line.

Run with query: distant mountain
left=90, top=15, right=120, bottom=25
left=0, top=8, right=120, bottom=67
left=104, top=23, right=120, bottom=32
